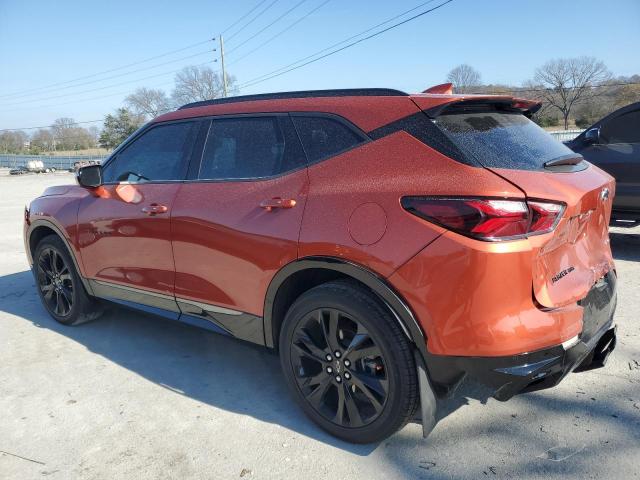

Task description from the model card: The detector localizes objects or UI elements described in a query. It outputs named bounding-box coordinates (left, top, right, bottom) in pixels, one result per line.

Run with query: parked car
left=565, top=101, right=640, bottom=225
left=9, top=166, right=30, bottom=175
left=24, top=87, right=617, bottom=443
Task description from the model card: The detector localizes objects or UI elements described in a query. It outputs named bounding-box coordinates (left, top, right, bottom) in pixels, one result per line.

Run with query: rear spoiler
left=424, top=97, right=542, bottom=119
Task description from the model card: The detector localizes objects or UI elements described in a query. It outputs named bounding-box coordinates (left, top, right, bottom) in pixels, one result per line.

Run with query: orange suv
left=24, top=86, right=617, bottom=443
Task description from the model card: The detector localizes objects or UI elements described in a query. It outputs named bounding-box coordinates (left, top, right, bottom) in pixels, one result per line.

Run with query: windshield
left=435, top=110, right=576, bottom=171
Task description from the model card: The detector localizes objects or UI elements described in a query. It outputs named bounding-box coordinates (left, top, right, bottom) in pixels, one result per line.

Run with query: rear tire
left=34, top=235, right=103, bottom=326
left=279, top=280, right=419, bottom=443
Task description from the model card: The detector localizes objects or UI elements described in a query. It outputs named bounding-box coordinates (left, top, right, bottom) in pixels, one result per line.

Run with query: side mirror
left=77, top=164, right=103, bottom=188
left=584, top=127, right=600, bottom=145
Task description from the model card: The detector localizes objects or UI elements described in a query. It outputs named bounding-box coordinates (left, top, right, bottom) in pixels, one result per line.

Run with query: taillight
left=401, top=197, right=564, bottom=241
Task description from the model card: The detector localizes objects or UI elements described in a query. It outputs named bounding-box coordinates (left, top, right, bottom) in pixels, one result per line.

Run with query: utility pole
left=219, top=35, right=228, bottom=98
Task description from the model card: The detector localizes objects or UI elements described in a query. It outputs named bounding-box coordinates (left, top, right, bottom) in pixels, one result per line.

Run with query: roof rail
left=178, top=88, right=408, bottom=110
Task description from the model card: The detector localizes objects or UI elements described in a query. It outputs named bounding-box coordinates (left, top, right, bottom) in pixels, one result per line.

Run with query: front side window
left=435, top=110, right=575, bottom=171
left=102, top=122, right=195, bottom=183
left=292, top=116, right=365, bottom=163
left=600, top=110, right=640, bottom=144
left=199, top=117, right=292, bottom=180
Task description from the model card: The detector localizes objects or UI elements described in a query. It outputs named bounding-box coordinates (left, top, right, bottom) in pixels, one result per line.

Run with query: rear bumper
left=425, top=271, right=618, bottom=401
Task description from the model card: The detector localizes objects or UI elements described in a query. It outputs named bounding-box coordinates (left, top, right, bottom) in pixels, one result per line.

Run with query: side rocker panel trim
left=263, top=257, right=427, bottom=361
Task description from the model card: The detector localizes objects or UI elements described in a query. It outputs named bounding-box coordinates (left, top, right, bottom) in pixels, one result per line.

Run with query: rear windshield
left=435, top=110, right=575, bottom=170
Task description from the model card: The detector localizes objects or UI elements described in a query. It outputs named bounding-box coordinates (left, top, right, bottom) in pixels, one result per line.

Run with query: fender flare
left=25, top=218, right=94, bottom=295
left=263, top=256, right=428, bottom=362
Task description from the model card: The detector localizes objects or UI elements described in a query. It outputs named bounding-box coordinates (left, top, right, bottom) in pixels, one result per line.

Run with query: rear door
left=170, top=114, right=309, bottom=340
left=77, top=121, right=197, bottom=315
left=432, top=106, right=615, bottom=308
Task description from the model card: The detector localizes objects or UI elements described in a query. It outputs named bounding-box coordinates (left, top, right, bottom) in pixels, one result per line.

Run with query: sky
left=1, top=0, right=639, bottom=131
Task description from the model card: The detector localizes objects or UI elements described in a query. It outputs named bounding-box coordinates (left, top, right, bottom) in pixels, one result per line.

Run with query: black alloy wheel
left=34, top=235, right=103, bottom=325
left=280, top=280, right=420, bottom=443
left=37, top=246, right=74, bottom=317
left=290, top=307, right=389, bottom=428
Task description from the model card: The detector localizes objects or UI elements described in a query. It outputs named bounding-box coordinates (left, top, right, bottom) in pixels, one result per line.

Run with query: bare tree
left=171, top=66, right=238, bottom=105
left=31, top=129, right=55, bottom=151
left=446, top=64, right=481, bottom=93
left=49, top=117, right=96, bottom=150
left=125, top=87, right=172, bottom=118
left=531, top=57, right=611, bottom=129
left=0, top=131, right=28, bottom=153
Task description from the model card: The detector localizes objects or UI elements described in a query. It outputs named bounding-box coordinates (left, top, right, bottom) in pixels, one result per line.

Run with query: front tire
left=34, top=235, right=103, bottom=325
left=279, top=280, right=419, bottom=443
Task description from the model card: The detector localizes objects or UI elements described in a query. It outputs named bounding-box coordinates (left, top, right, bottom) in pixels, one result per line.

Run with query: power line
left=222, top=0, right=269, bottom=34
left=0, top=39, right=214, bottom=100
left=0, top=79, right=177, bottom=114
left=1, top=50, right=213, bottom=102
left=227, top=0, right=331, bottom=67
left=0, top=61, right=215, bottom=107
left=0, top=120, right=104, bottom=133
left=225, top=0, right=280, bottom=42
left=238, top=0, right=441, bottom=87
left=239, top=0, right=453, bottom=89
left=226, top=0, right=307, bottom=55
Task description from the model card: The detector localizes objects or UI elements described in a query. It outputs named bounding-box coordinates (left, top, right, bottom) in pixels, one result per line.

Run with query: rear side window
left=198, top=116, right=305, bottom=180
left=435, top=111, right=575, bottom=171
left=103, top=122, right=195, bottom=183
left=292, top=116, right=365, bottom=163
left=600, top=110, right=640, bottom=144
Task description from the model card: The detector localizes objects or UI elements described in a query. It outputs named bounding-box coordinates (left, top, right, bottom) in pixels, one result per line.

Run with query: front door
left=77, top=120, right=198, bottom=317
left=171, top=115, right=309, bottom=342
left=580, top=108, right=640, bottom=212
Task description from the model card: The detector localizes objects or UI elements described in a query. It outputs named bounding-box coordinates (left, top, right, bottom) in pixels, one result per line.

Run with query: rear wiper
left=544, top=154, right=584, bottom=167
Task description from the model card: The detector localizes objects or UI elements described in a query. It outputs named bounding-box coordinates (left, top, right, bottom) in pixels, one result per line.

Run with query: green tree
left=99, top=108, right=144, bottom=149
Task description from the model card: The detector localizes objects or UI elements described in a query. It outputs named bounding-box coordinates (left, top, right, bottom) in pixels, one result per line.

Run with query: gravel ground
left=1, top=171, right=638, bottom=480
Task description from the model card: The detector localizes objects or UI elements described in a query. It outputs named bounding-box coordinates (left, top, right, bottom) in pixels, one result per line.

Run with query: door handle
left=259, top=197, right=297, bottom=212
left=141, top=203, right=168, bottom=215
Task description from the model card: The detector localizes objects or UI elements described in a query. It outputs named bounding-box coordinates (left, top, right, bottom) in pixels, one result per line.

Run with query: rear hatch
left=424, top=99, right=615, bottom=308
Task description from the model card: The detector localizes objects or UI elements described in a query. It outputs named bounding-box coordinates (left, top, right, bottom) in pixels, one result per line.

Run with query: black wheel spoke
left=61, top=285, right=73, bottom=303
left=350, top=373, right=386, bottom=413
left=320, top=310, right=340, bottom=352
left=344, top=332, right=370, bottom=358
left=352, top=371, right=388, bottom=397
left=334, top=384, right=346, bottom=424
left=305, top=376, right=332, bottom=409
left=347, top=345, right=381, bottom=362
left=293, top=331, right=327, bottom=363
left=41, top=283, right=54, bottom=300
left=344, top=386, right=364, bottom=427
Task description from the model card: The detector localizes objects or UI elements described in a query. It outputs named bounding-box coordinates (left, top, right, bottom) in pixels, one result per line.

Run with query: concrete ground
left=1, top=171, right=638, bottom=480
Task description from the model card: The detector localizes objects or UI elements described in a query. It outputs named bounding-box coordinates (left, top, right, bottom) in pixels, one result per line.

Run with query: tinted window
left=199, top=117, right=305, bottom=180
left=600, top=110, right=640, bottom=144
left=435, top=111, right=575, bottom=170
left=292, top=116, right=365, bottom=163
left=103, top=122, right=194, bottom=183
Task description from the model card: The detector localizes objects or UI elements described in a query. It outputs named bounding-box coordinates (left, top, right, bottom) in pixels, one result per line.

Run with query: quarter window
left=102, top=122, right=195, bottom=183
left=292, top=116, right=365, bottom=163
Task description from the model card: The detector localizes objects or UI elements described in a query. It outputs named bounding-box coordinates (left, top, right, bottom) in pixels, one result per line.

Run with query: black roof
left=178, top=88, right=408, bottom=110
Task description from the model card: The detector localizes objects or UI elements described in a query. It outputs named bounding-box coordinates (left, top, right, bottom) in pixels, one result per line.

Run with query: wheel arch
left=263, top=256, right=428, bottom=362
left=26, top=219, right=93, bottom=295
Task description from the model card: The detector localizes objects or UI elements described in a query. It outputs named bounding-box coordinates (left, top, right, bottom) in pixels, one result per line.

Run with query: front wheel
left=279, top=280, right=420, bottom=443
left=34, top=235, right=103, bottom=325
